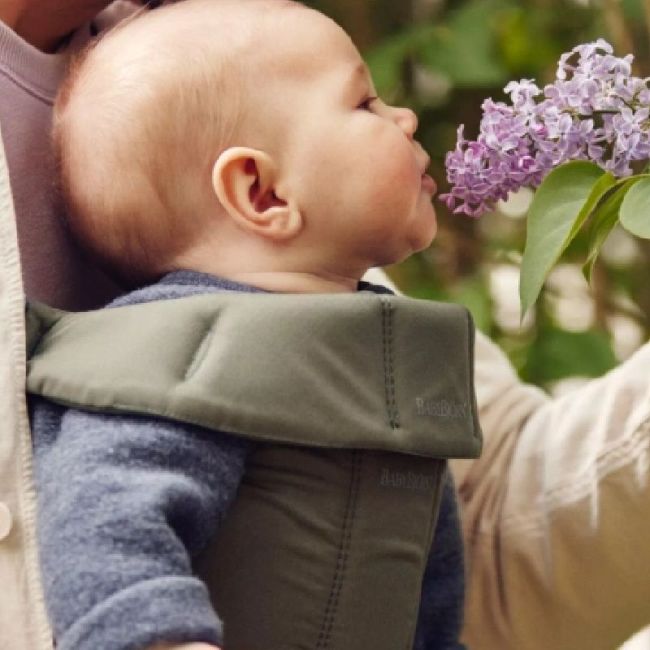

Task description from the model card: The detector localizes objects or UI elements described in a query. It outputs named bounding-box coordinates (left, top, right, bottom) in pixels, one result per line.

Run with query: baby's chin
left=378, top=232, right=438, bottom=267
left=410, top=204, right=438, bottom=253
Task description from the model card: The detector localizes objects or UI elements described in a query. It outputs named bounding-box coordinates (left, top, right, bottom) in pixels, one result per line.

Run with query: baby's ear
left=212, top=147, right=302, bottom=240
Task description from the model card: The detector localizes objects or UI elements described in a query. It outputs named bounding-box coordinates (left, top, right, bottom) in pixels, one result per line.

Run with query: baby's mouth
left=421, top=173, right=437, bottom=194
left=417, top=152, right=436, bottom=194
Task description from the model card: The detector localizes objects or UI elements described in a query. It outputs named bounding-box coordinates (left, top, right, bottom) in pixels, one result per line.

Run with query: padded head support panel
left=26, top=292, right=482, bottom=459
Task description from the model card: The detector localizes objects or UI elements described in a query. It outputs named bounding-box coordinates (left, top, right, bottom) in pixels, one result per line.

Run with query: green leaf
left=520, top=161, right=615, bottom=318
left=619, top=177, right=650, bottom=238
left=582, top=178, right=640, bottom=282
left=522, top=327, right=617, bottom=385
left=565, top=170, right=616, bottom=242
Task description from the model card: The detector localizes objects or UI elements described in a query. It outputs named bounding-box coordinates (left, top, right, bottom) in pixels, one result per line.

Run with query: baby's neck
left=173, top=240, right=368, bottom=294
left=217, top=271, right=359, bottom=294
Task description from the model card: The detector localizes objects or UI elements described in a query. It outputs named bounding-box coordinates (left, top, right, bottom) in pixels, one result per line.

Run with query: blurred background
left=301, top=0, right=649, bottom=647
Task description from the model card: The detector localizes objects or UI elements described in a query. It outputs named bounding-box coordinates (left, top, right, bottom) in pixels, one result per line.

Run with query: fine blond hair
left=54, top=0, right=297, bottom=285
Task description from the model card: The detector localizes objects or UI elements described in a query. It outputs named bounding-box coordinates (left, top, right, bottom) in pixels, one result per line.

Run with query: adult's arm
left=454, top=329, right=650, bottom=650
left=363, top=267, right=650, bottom=649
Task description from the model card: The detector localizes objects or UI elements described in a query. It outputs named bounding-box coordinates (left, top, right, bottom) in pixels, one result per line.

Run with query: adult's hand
left=0, top=0, right=162, bottom=52
left=0, top=0, right=115, bottom=51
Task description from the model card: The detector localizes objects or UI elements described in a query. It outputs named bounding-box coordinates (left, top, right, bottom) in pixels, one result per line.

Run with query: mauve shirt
left=0, top=17, right=121, bottom=310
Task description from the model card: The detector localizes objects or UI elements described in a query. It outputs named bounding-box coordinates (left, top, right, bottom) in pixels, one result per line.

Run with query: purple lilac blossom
left=440, top=38, right=650, bottom=217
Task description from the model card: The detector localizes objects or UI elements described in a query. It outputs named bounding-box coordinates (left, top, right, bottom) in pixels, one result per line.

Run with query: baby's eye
left=357, top=96, right=378, bottom=111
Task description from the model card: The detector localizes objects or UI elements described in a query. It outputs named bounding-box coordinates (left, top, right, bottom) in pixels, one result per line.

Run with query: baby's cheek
left=368, top=152, right=419, bottom=210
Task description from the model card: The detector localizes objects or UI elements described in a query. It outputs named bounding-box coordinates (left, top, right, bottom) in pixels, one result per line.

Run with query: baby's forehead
left=67, top=0, right=363, bottom=151
left=87, top=0, right=358, bottom=84
left=244, top=6, right=362, bottom=83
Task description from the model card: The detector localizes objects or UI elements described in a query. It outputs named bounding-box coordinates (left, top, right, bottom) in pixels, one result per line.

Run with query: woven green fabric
left=196, top=447, right=446, bottom=650
left=26, top=292, right=482, bottom=458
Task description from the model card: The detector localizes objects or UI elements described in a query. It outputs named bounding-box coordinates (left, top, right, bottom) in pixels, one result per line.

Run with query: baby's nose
left=394, top=107, right=418, bottom=138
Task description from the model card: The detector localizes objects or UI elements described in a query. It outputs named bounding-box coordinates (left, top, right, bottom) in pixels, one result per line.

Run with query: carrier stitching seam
left=380, top=299, right=389, bottom=425
left=387, top=300, right=400, bottom=428
left=318, top=451, right=362, bottom=648
left=381, top=298, right=400, bottom=429
left=316, top=451, right=362, bottom=649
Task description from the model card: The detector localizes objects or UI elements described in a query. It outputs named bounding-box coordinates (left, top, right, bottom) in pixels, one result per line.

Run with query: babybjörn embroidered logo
left=380, top=468, right=435, bottom=492
left=415, top=397, right=468, bottom=419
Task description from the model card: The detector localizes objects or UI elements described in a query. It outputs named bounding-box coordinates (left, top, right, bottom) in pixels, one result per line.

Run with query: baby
left=30, top=1, right=468, bottom=649
left=54, top=0, right=437, bottom=292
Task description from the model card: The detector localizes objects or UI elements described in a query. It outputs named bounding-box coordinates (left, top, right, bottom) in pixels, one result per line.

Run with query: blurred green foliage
left=304, top=0, right=650, bottom=389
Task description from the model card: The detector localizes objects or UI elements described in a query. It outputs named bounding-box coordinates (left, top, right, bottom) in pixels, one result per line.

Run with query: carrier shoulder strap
left=26, top=292, right=482, bottom=459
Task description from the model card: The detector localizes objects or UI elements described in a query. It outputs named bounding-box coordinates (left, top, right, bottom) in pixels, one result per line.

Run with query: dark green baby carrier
left=26, top=291, right=482, bottom=650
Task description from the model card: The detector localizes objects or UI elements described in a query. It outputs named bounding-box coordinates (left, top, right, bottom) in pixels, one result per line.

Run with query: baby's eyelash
left=358, top=96, right=378, bottom=111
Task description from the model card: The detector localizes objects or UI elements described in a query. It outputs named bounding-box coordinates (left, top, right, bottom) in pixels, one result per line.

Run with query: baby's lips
left=421, top=173, right=437, bottom=194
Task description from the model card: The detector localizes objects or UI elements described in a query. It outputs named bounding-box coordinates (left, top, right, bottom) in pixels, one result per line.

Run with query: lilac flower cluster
left=441, top=39, right=650, bottom=217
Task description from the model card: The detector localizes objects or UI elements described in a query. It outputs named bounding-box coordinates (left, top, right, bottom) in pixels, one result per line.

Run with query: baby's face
left=245, top=6, right=438, bottom=271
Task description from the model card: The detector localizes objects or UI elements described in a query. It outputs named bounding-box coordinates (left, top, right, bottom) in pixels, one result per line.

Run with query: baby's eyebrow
left=345, top=62, right=371, bottom=94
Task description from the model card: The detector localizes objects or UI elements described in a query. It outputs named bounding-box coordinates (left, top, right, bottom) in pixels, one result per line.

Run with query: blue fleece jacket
left=30, top=270, right=466, bottom=650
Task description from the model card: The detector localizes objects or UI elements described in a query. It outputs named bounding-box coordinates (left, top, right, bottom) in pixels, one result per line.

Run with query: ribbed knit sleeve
left=30, top=398, right=250, bottom=650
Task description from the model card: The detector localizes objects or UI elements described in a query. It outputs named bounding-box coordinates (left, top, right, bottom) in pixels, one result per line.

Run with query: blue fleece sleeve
left=413, top=468, right=467, bottom=650
left=30, top=397, right=250, bottom=650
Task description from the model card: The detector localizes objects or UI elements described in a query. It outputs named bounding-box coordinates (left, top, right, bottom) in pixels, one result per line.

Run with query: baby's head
left=54, top=0, right=437, bottom=290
